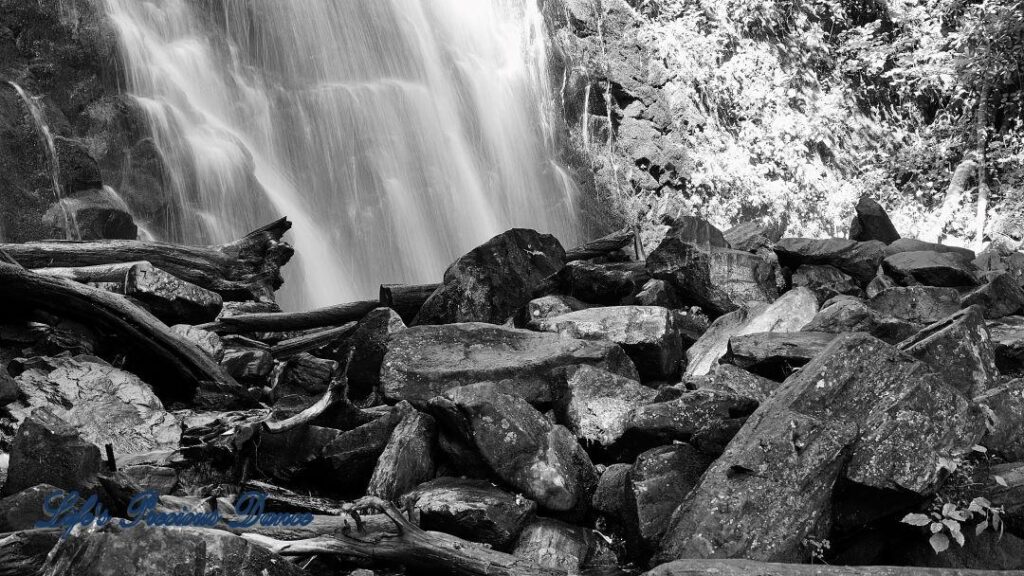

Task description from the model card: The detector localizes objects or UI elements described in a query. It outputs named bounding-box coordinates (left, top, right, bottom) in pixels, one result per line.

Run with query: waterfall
left=100, top=0, right=579, bottom=309
left=7, top=81, right=79, bottom=240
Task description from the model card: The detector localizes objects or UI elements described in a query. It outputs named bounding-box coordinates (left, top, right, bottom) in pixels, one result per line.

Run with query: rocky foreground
left=1, top=199, right=1024, bottom=575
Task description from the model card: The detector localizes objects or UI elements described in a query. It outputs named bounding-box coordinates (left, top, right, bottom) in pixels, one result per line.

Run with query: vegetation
left=581, top=0, right=1024, bottom=244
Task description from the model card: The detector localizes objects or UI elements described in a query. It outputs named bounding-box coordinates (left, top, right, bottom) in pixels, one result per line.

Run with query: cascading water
left=100, top=0, right=580, bottom=309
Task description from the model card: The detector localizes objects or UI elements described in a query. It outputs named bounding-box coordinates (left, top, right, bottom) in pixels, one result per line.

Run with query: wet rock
left=988, top=316, right=1024, bottom=374
left=866, top=273, right=898, bottom=298
left=724, top=331, right=838, bottom=380
left=635, top=279, right=683, bottom=308
left=513, top=518, right=593, bottom=574
left=657, top=334, right=982, bottom=563
left=39, top=524, right=307, bottom=576
left=414, top=228, right=565, bottom=325
left=44, top=188, right=138, bottom=241
left=723, top=221, right=778, bottom=253
left=775, top=238, right=886, bottom=285
left=381, top=323, right=638, bottom=406
left=685, top=287, right=819, bottom=376
left=367, top=409, right=437, bottom=500
left=849, top=196, right=900, bottom=244
left=976, top=380, right=1024, bottom=459
left=592, top=463, right=631, bottom=525
left=620, top=389, right=758, bottom=457
left=533, top=306, right=685, bottom=380
left=256, top=423, right=339, bottom=486
left=271, top=353, right=336, bottom=403
left=685, top=363, right=778, bottom=402
left=527, top=294, right=592, bottom=323
left=404, top=477, right=536, bottom=550
left=898, top=306, right=998, bottom=398
left=0, top=484, right=66, bottom=531
left=6, top=355, right=180, bottom=459
left=3, top=408, right=103, bottom=496
left=791, top=264, right=863, bottom=304
left=882, top=250, right=979, bottom=287
left=220, top=340, right=274, bottom=381
left=962, top=272, right=1024, bottom=319
left=624, top=444, right=712, bottom=559
left=648, top=237, right=779, bottom=317
left=559, top=365, right=657, bottom=446
left=170, top=325, right=225, bottom=361
left=885, top=238, right=976, bottom=261
left=560, top=260, right=650, bottom=304
left=662, top=215, right=728, bottom=249
left=868, top=286, right=961, bottom=324
left=429, top=383, right=598, bottom=512
left=804, top=296, right=920, bottom=344
left=345, top=307, right=406, bottom=403
left=319, top=403, right=411, bottom=495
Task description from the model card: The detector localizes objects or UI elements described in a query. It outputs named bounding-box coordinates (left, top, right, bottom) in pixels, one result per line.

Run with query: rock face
left=774, top=238, right=886, bottom=285
left=868, top=286, right=962, bottom=324
left=684, top=287, right=819, bottom=376
left=404, top=477, right=537, bottom=550
left=559, top=365, right=657, bottom=446
left=989, top=316, right=1024, bottom=374
left=804, top=296, right=919, bottom=344
left=882, top=250, right=979, bottom=287
left=513, top=518, right=593, bottom=574
left=414, top=229, right=566, bottom=325
left=3, top=408, right=103, bottom=496
left=898, top=306, right=998, bottom=398
left=346, top=307, right=406, bottom=403
left=849, top=196, right=900, bottom=244
left=430, top=383, right=598, bottom=512
left=657, top=334, right=983, bottom=563
left=963, top=272, right=1024, bottom=319
left=648, top=237, right=779, bottom=316
left=367, top=409, right=437, bottom=500
left=685, top=363, right=778, bottom=402
left=621, top=390, right=758, bottom=456
left=533, top=306, right=685, bottom=380
left=381, top=323, right=638, bottom=405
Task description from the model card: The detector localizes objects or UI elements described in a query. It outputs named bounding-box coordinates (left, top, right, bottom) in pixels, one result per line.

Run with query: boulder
left=5, top=356, right=180, bottom=460
left=648, top=237, right=779, bottom=316
left=121, top=465, right=177, bottom=495
left=774, top=238, right=886, bottom=285
left=414, top=228, right=565, bottom=325
left=367, top=409, right=437, bottom=500
left=635, top=279, right=684, bottom=309
left=882, top=250, right=979, bottom=287
left=662, top=215, right=729, bottom=249
left=404, top=477, right=536, bottom=550
left=39, top=524, right=307, bottom=576
left=513, top=518, right=593, bottom=574
left=3, top=408, right=103, bottom=496
left=976, top=380, right=1024, bottom=459
left=559, top=365, right=657, bottom=446
left=345, top=307, right=406, bottom=403
left=0, top=484, right=66, bottom=531
left=962, top=272, right=1024, bottom=319
left=533, top=306, right=685, bottom=380
left=220, top=341, right=273, bottom=381
left=620, top=389, right=758, bottom=457
left=898, top=306, right=998, bottom=398
left=803, top=295, right=921, bottom=344
left=319, top=403, right=411, bottom=495
left=592, top=463, right=632, bottom=525
left=723, top=221, right=778, bottom=253
left=657, top=334, right=983, bottom=563
left=988, top=316, right=1024, bottom=374
left=865, top=274, right=898, bottom=298
left=685, top=287, right=819, bottom=376
left=381, top=323, right=638, bottom=405
left=625, top=444, right=712, bottom=559
left=430, top=383, right=598, bottom=512
left=848, top=196, right=900, bottom=244
left=527, top=295, right=592, bottom=323
left=271, top=353, right=336, bottom=403
left=43, top=188, right=138, bottom=241
left=170, top=325, right=225, bottom=361
left=885, top=238, right=976, bottom=261
left=684, top=363, right=778, bottom=402
left=724, top=332, right=838, bottom=380
left=868, top=286, right=962, bottom=324
left=790, top=265, right=863, bottom=304
left=120, top=262, right=222, bottom=324
left=560, top=260, right=650, bottom=304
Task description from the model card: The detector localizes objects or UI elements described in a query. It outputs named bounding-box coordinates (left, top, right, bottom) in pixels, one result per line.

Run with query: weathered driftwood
left=380, top=283, right=441, bottom=322
left=241, top=480, right=347, bottom=515
left=565, top=227, right=634, bottom=261
left=240, top=497, right=562, bottom=576
left=263, top=376, right=346, bottom=434
left=3, top=218, right=293, bottom=300
left=0, top=263, right=244, bottom=405
left=271, top=322, right=358, bottom=358
left=204, top=300, right=378, bottom=334
left=31, top=261, right=146, bottom=282
left=645, top=559, right=1024, bottom=576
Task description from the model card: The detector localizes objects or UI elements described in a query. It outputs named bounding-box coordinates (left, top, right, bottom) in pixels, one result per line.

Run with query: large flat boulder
left=962, top=272, right=1024, bottom=319
left=898, top=306, right=998, bottom=398
left=775, top=238, right=886, bottom=285
left=367, top=408, right=437, bottom=500
left=804, top=296, right=920, bottom=344
left=559, top=365, right=657, bottom=446
left=3, top=409, right=103, bottom=496
left=533, top=306, right=685, bottom=380
left=648, top=237, right=779, bottom=317
left=559, top=260, right=650, bottom=304
left=885, top=238, right=976, bottom=260
left=620, top=389, right=758, bottom=457
left=882, top=250, right=979, bottom=287
left=430, top=383, right=598, bottom=512
left=685, top=287, right=819, bottom=376
left=657, top=334, right=983, bottom=563
left=381, top=323, right=638, bottom=405
left=414, top=228, right=565, bottom=325
left=848, top=196, right=900, bottom=244
left=790, top=264, right=862, bottom=304
left=988, top=315, right=1024, bottom=374
left=868, top=286, right=962, bottom=324
left=724, top=331, right=838, bottom=380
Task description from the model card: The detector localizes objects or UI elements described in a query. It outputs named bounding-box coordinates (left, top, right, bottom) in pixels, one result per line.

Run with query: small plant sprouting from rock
left=801, top=536, right=831, bottom=564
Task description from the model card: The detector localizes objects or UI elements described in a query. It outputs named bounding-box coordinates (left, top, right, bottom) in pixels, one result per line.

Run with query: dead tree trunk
left=974, top=80, right=991, bottom=251
left=647, top=559, right=1024, bottom=576
left=202, top=300, right=378, bottom=334
left=0, top=218, right=293, bottom=301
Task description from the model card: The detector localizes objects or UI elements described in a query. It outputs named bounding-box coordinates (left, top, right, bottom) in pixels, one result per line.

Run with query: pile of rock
left=1, top=198, right=1024, bottom=575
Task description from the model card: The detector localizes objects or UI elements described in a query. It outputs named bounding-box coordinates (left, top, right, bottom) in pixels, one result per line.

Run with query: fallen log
left=271, top=322, right=358, bottom=358
left=240, top=497, right=562, bottom=576
left=565, top=227, right=634, bottom=261
left=0, top=262, right=245, bottom=406
left=380, top=283, right=441, bottom=322
left=202, top=300, right=378, bottom=334
left=645, top=559, right=1023, bottom=576
left=2, top=218, right=293, bottom=300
